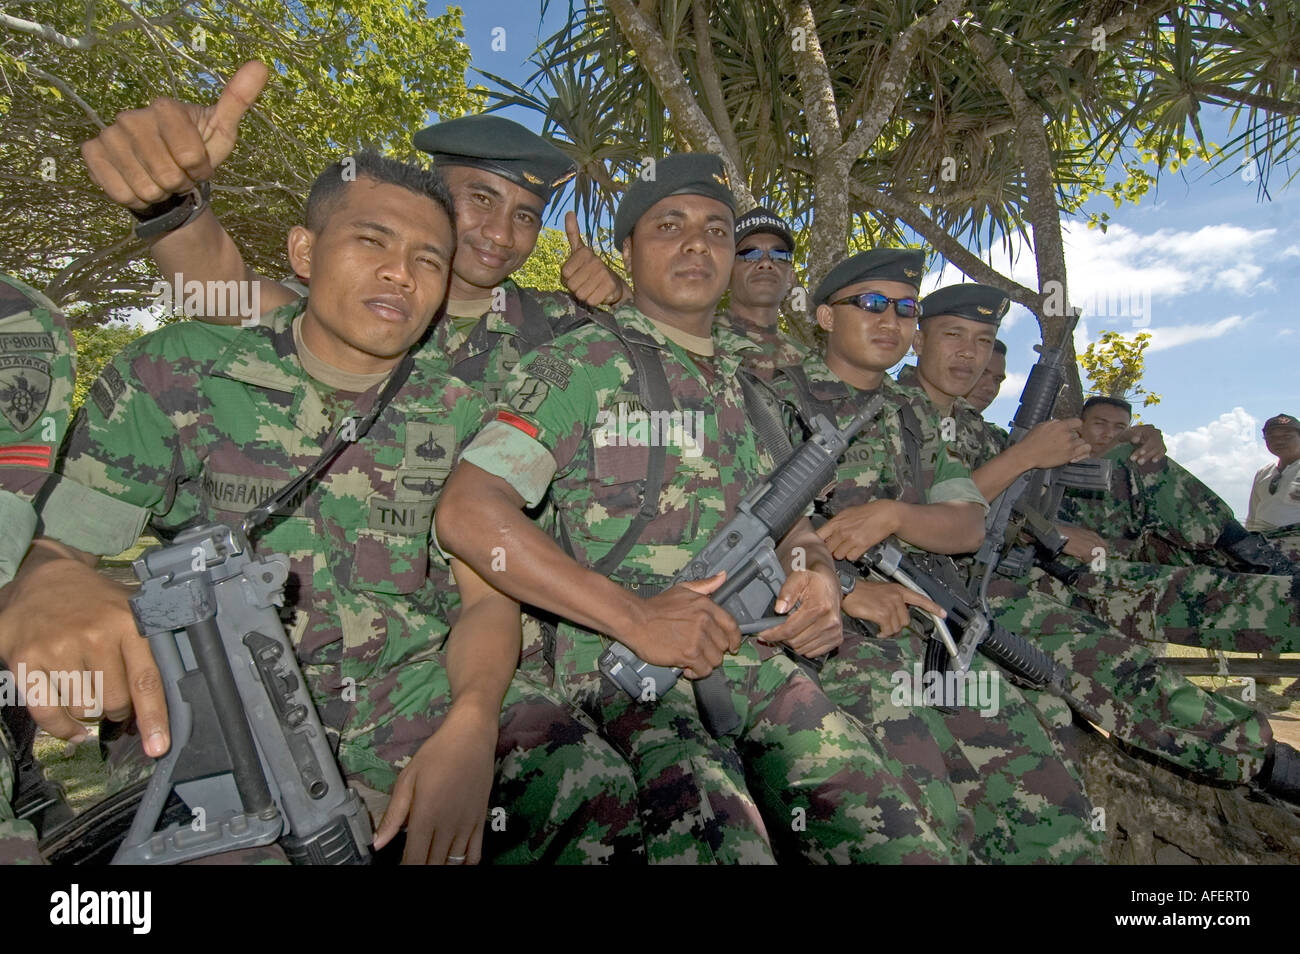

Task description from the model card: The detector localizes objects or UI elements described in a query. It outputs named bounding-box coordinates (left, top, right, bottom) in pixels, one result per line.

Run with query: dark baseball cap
left=1263, top=414, right=1300, bottom=434
left=734, top=206, right=794, bottom=250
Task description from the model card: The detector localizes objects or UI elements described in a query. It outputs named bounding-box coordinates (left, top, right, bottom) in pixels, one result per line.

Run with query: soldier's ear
left=815, top=303, right=834, bottom=333
left=911, top=326, right=925, bottom=357
left=287, top=226, right=315, bottom=280
left=620, top=237, right=633, bottom=274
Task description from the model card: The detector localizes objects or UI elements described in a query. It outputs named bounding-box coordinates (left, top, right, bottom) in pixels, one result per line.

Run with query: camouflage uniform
left=771, top=359, right=1101, bottom=863
left=0, top=727, right=41, bottom=864
left=0, top=273, right=75, bottom=865
left=462, top=303, right=957, bottom=864
left=911, top=366, right=1276, bottom=785
left=1057, top=445, right=1249, bottom=568
left=958, top=405, right=1300, bottom=657
left=714, top=311, right=809, bottom=382
left=0, top=274, right=76, bottom=584
left=430, top=279, right=600, bottom=677
left=40, top=300, right=644, bottom=863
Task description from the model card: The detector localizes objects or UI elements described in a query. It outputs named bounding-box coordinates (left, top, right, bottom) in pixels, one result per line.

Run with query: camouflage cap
left=735, top=206, right=794, bottom=250
left=813, top=249, right=926, bottom=307
left=1263, top=413, right=1300, bottom=434
left=919, top=283, right=1010, bottom=326
left=413, top=114, right=577, bottom=202
left=613, top=153, right=736, bottom=248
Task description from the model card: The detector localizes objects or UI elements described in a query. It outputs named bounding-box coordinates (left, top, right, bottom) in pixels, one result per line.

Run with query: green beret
left=919, top=283, right=1010, bottom=326
left=413, top=114, right=577, bottom=201
left=812, top=249, right=926, bottom=306
left=613, top=154, right=736, bottom=248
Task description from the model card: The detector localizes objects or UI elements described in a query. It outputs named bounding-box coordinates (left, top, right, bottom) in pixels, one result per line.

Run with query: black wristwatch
left=131, top=181, right=211, bottom=241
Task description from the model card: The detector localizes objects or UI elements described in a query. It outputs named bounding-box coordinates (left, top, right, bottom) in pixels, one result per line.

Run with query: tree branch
left=689, top=0, right=743, bottom=174
left=851, top=183, right=1037, bottom=308
left=23, top=64, right=106, bottom=128
left=606, top=0, right=753, bottom=206
left=1192, top=83, right=1300, bottom=117
left=781, top=0, right=842, bottom=164
left=840, top=0, right=965, bottom=162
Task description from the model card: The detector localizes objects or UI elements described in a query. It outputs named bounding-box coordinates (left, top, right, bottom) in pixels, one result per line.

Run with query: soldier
left=1056, top=397, right=1292, bottom=575
left=0, top=273, right=76, bottom=865
left=773, top=250, right=1101, bottom=863
left=79, top=61, right=625, bottom=405
left=964, top=338, right=1006, bottom=415
left=79, top=61, right=628, bottom=690
left=715, top=206, right=809, bottom=379
left=1246, top=413, right=1300, bottom=559
left=438, top=154, right=960, bottom=864
left=0, top=153, right=644, bottom=865
left=900, top=283, right=1300, bottom=804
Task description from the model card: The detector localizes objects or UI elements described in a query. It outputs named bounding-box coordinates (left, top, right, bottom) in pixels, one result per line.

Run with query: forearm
left=0, top=537, right=98, bottom=613
left=972, top=444, right=1034, bottom=501
left=437, top=468, right=644, bottom=645
left=778, top=520, right=839, bottom=592
left=148, top=208, right=296, bottom=321
left=891, top=501, right=984, bottom=554
left=444, top=591, right=519, bottom=727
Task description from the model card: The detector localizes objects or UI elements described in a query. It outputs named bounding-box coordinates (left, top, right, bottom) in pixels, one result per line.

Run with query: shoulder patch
left=0, top=354, right=51, bottom=431
left=522, top=354, right=572, bottom=391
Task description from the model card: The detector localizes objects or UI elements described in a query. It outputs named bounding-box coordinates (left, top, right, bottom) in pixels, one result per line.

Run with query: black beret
left=1264, top=414, right=1300, bottom=434
left=919, top=283, right=1010, bottom=326
left=735, top=206, right=794, bottom=250
left=613, top=154, right=735, bottom=247
left=812, top=249, right=926, bottom=306
left=412, top=114, right=577, bottom=201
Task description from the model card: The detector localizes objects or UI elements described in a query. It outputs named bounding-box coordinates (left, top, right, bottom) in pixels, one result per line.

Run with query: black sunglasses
left=736, top=247, right=794, bottom=263
left=830, top=291, right=922, bottom=319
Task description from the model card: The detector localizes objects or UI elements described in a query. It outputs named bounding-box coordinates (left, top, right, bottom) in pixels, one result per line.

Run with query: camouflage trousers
left=560, top=647, right=956, bottom=864
left=821, top=627, right=1102, bottom=864
left=1060, top=451, right=1237, bottom=568
left=0, top=726, right=42, bottom=864
left=984, top=574, right=1273, bottom=783
left=103, top=662, right=645, bottom=865
left=1028, top=561, right=1300, bottom=654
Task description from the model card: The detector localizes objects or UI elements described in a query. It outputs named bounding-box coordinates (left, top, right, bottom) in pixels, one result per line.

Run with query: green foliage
left=71, top=322, right=145, bottom=413
left=1, top=0, right=481, bottom=322
left=512, top=227, right=569, bottom=291
left=1078, top=330, right=1162, bottom=409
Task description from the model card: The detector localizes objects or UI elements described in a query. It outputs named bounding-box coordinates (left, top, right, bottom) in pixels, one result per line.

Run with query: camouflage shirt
left=41, top=300, right=485, bottom=753
left=431, top=278, right=596, bottom=406
left=0, top=273, right=76, bottom=586
left=714, top=311, right=810, bottom=381
left=896, top=365, right=1006, bottom=471
left=770, top=358, right=985, bottom=519
left=461, top=302, right=778, bottom=675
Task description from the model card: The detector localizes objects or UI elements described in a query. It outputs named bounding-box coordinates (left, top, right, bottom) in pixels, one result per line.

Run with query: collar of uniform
left=608, top=302, right=757, bottom=371
left=896, top=363, right=923, bottom=390
left=209, top=299, right=307, bottom=393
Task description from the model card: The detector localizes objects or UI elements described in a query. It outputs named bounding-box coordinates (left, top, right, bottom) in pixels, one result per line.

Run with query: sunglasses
left=736, top=247, right=794, bottom=263
left=830, top=292, right=922, bottom=319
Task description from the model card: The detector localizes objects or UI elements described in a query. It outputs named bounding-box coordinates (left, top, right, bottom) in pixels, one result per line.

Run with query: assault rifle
left=973, top=308, right=1111, bottom=591
left=111, top=523, right=371, bottom=864
left=599, top=395, right=885, bottom=737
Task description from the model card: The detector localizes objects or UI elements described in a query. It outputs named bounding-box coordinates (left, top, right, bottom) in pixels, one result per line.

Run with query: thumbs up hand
left=81, top=60, right=269, bottom=212
left=559, top=211, right=632, bottom=309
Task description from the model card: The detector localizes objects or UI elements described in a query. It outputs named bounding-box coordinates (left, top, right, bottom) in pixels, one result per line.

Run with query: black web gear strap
left=453, top=287, right=591, bottom=383
left=555, top=310, right=672, bottom=578
left=242, top=351, right=416, bottom=537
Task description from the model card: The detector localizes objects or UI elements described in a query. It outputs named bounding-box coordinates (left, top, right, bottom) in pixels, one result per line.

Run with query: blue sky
left=448, top=1, right=1298, bottom=518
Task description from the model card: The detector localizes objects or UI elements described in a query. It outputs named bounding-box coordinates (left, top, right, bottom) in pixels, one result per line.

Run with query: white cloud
left=1166, top=407, right=1273, bottom=519
left=946, top=220, right=1282, bottom=334
left=1143, top=314, right=1248, bottom=351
